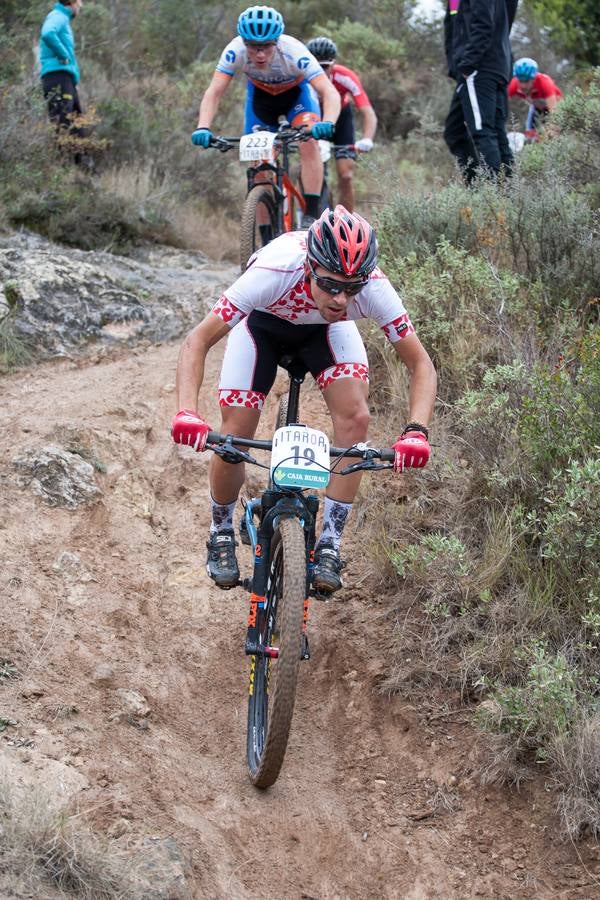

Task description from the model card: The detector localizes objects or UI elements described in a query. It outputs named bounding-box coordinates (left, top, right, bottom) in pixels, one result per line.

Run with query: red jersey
left=329, top=63, right=371, bottom=110
left=508, top=73, right=563, bottom=111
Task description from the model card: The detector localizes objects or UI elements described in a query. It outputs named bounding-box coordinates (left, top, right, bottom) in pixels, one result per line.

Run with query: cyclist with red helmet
left=172, top=207, right=437, bottom=594
left=192, top=6, right=340, bottom=227
left=306, top=36, right=378, bottom=213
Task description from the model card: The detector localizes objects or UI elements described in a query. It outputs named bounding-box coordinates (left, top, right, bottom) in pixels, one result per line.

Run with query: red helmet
left=307, top=205, right=378, bottom=277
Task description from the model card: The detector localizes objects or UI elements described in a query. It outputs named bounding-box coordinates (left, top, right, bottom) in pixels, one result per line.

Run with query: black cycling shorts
left=333, top=105, right=357, bottom=160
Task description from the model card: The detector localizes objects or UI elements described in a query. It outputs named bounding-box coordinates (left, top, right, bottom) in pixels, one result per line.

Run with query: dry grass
left=98, top=163, right=240, bottom=262
left=0, top=776, right=137, bottom=899
left=553, top=714, right=600, bottom=839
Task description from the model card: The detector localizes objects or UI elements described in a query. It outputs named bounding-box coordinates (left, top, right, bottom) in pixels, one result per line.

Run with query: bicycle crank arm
left=245, top=640, right=279, bottom=658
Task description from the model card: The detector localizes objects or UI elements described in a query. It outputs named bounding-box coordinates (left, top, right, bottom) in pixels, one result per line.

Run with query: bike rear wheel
left=246, top=516, right=306, bottom=788
left=240, top=184, right=278, bottom=272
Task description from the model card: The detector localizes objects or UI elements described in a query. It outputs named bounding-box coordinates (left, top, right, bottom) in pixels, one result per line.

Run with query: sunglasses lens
left=316, top=275, right=364, bottom=295
left=308, top=259, right=365, bottom=295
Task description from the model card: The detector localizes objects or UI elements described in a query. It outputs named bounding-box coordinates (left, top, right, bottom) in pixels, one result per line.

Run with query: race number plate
left=271, top=425, right=330, bottom=489
left=318, top=139, right=331, bottom=162
left=239, top=131, right=277, bottom=161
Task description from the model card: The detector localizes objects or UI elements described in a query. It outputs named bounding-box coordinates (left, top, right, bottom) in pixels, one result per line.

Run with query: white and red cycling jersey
left=212, top=231, right=413, bottom=338
left=215, top=35, right=323, bottom=95
left=211, top=232, right=415, bottom=410
left=328, top=63, right=372, bottom=110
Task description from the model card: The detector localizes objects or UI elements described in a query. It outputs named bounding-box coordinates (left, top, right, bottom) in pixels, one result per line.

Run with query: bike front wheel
left=246, top=516, right=306, bottom=788
left=240, top=184, right=279, bottom=272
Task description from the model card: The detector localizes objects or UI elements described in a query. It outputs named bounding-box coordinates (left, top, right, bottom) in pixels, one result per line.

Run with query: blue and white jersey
left=216, top=35, right=323, bottom=94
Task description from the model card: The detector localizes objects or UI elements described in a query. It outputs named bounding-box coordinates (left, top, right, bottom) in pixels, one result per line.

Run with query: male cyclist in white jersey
left=172, top=207, right=437, bottom=595
left=192, top=5, right=341, bottom=228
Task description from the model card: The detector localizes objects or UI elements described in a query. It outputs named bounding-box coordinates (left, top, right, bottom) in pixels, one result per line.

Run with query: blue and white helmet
left=513, top=57, right=538, bottom=81
left=237, top=6, right=284, bottom=42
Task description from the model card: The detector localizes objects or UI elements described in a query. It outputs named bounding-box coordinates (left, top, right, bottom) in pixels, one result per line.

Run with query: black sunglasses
left=307, top=257, right=366, bottom=296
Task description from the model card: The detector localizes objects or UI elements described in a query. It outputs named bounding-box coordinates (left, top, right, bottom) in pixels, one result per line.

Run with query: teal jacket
left=39, top=3, right=80, bottom=84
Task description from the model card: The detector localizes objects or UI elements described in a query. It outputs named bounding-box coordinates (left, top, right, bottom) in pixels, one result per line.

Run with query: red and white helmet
left=307, top=205, right=378, bottom=277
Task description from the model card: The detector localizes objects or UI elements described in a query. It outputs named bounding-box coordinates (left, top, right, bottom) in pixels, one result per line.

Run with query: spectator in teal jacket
left=39, top=1, right=83, bottom=138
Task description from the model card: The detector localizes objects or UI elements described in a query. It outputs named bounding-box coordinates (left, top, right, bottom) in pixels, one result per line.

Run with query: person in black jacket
left=443, top=0, right=518, bottom=184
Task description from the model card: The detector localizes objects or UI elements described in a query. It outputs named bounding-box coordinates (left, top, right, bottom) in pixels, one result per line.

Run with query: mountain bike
left=205, top=356, right=395, bottom=788
left=209, top=124, right=312, bottom=271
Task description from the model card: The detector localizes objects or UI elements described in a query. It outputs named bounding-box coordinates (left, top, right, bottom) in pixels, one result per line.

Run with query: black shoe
left=312, top=543, right=344, bottom=594
left=206, top=529, right=239, bottom=589
left=300, top=213, right=316, bottom=229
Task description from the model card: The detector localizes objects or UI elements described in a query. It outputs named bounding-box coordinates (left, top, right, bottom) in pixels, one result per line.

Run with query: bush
left=369, top=59, right=600, bottom=834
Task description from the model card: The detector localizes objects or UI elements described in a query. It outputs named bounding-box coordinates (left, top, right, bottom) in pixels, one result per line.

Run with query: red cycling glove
left=172, top=409, right=211, bottom=452
left=392, top=429, right=431, bottom=472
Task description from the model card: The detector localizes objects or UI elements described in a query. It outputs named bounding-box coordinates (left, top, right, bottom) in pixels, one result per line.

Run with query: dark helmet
left=307, top=206, right=378, bottom=277
left=237, top=6, right=284, bottom=42
left=307, top=36, right=337, bottom=63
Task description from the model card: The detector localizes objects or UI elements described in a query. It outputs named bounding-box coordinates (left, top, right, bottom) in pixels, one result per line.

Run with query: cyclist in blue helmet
left=509, top=58, right=563, bottom=136
left=191, top=6, right=341, bottom=228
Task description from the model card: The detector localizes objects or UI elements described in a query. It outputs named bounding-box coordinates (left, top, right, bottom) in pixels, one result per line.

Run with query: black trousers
left=444, top=71, right=513, bottom=184
left=42, top=71, right=83, bottom=132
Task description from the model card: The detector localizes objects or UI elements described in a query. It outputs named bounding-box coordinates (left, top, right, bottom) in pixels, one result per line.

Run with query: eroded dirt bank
left=1, top=337, right=599, bottom=899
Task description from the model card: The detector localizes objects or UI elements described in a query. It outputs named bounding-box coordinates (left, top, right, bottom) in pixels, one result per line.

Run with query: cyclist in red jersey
left=307, top=37, right=377, bottom=213
left=172, top=207, right=436, bottom=595
left=509, top=58, right=563, bottom=136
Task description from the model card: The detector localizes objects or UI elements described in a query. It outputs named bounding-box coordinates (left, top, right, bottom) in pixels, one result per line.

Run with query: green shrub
left=478, top=640, right=580, bottom=759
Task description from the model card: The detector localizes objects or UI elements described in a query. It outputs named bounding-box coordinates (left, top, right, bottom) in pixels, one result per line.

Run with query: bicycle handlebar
left=209, top=127, right=311, bottom=153
left=205, top=431, right=395, bottom=465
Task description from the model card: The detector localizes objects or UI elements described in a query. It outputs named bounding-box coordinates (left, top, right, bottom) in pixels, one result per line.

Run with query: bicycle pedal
left=300, top=633, right=310, bottom=660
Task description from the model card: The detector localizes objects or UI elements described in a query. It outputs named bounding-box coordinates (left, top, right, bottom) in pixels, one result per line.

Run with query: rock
left=19, top=682, right=45, bottom=699
left=132, top=836, right=189, bottom=899
left=13, top=445, right=102, bottom=508
left=92, top=664, right=115, bottom=686
left=52, top=550, right=95, bottom=581
left=115, top=689, right=151, bottom=719
left=0, top=234, right=237, bottom=362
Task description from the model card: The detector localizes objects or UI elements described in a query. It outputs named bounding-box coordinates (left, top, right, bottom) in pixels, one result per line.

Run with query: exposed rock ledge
left=0, top=230, right=237, bottom=360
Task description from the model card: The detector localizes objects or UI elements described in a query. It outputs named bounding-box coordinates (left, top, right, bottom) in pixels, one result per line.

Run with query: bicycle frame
left=245, top=135, right=306, bottom=235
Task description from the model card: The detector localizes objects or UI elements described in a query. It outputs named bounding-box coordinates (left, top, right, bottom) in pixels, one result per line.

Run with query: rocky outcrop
left=0, top=230, right=237, bottom=360
left=13, top=445, right=103, bottom=508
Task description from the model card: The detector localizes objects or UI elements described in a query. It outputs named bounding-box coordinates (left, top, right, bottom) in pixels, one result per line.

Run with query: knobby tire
left=246, top=516, right=306, bottom=788
left=240, top=184, right=278, bottom=272
left=276, top=395, right=289, bottom=429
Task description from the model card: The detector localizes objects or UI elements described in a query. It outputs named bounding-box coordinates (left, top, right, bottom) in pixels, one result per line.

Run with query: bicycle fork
left=243, top=494, right=317, bottom=662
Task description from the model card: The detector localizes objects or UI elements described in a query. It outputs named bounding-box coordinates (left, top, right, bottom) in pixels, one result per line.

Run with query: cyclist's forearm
left=197, top=93, right=220, bottom=129
left=197, top=78, right=229, bottom=128
left=406, top=357, right=437, bottom=426
left=360, top=106, right=377, bottom=141
left=176, top=339, right=208, bottom=412
left=176, top=315, right=230, bottom=411
left=313, top=75, right=340, bottom=124
left=322, top=92, right=341, bottom=124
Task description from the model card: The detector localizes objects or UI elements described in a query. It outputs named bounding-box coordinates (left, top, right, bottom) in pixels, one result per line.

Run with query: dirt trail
left=1, top=341, right=598, bottom=899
